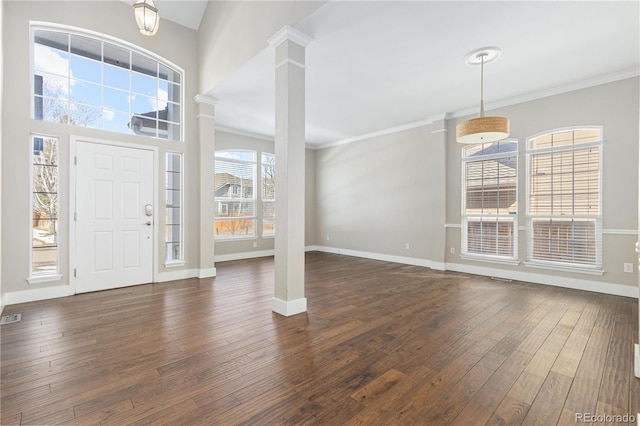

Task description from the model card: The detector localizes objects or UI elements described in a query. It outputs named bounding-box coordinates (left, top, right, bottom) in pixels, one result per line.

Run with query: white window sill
left=460, top=254, right=520, bottom=266
left=27, top=274, right=62, bottom=284
left=524, top=261, right=604, bottom=276
left=164, top=260, right=186, bottom=268
left=215, top=236, right=257, bottom=242
left=262, top=235, right=275, bottom=239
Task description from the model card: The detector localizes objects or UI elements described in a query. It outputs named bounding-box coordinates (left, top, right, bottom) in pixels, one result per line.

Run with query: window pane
left=70, top=79, right=101, bottom=106
left=165, top=153, right=182, bottom=261
left=103, top=43, right=130, bottom=69
left=132, top=71, right=157, bottom=97
left=132, top=52, right=157, bottom=77
left=70, top=34, right=101, bottom=61
left=104, top=87, right=130, bottom=113
left=263, top=201, right=275, bottom=236
left=215, top=219, right=255, bottom=237
left=159, top=63, right=181, bottom=84
left=104, top=63, right=130, bottom=90
left=32, top=136, right=59, bottom=275
left=103, top=109, right=132, bottom=134
left=70, top=54, right=101, bottom=84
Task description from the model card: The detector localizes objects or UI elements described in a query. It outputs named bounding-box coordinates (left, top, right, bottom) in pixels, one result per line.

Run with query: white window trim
left=525, top=126, right=603, bottom=269
left=461, top=139, right=519, bottom=263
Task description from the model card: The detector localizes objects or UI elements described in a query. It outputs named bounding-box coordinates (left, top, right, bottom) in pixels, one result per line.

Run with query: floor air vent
left=0, top=313, right=22, bottom=325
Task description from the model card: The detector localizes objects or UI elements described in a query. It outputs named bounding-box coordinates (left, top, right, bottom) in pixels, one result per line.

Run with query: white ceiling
left=209, top=1, right=639, bottom=147
left=122, top=0, right=208, bottom=31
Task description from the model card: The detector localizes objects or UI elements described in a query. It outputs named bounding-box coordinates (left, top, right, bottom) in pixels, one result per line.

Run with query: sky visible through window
left=33, top=28, right=182, bottom=140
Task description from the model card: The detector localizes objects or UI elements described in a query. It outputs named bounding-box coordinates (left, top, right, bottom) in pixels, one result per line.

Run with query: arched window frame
left=30, top=22, right=184, bottom=141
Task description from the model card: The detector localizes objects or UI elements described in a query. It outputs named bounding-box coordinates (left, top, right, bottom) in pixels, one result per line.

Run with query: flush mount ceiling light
left=456, top=47, right=509, bottom=144
left=134, top=0, right=159, bottom=36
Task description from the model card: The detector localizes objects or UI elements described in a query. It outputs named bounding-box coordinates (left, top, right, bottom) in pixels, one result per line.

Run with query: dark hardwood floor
left=1, top=252, right=638, bottom=425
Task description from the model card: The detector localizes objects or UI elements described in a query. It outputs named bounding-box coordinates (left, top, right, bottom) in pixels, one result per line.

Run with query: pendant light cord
left=479, top=54, right=485, bottom=118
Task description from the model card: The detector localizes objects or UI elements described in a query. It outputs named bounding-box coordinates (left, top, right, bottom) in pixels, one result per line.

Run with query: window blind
left=462, top=141, right=518, bottom=259
left=526, top=128, right=602, bottom=268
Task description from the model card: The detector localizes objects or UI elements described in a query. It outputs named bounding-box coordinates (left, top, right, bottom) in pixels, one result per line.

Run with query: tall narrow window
left=32, top=26, right=182, bottom=140
left=165, top=152, right=182, bottom=263
left=214, top=151, right=256, bottom=239
left=31, top=135, right=59, bottom=276
left=462, top=140, right=518, bottom=260
left=526, top=127, right=602, bottom=270
left=262, top=152, right=275, bottom=236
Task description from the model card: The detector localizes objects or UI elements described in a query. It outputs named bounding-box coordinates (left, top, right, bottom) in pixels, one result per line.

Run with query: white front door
left=75, top=141, right=154, bottom=293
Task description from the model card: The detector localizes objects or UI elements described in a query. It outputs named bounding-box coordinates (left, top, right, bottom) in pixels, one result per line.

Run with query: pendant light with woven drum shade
left=456, top=47, right=509, bottom=144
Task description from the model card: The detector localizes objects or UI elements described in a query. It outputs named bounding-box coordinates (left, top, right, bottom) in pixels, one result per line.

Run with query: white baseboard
left=214, top=250, right=275, bottom=263
left=635, top=343, right=640, bottom=379
left=306, top=245, right=639, bottom=298
left=0, top=295, right=4, bottom=315
left=272, top=297, right=307, bottom=316
left=158, top=268, right=198, bottom=282
left=198, top=267, right=217, bottom=279
left=309, top=245, right=432, bottom=268
left=445, top=262, right=639, bottom=298
left=4, top=285, right=73, bottom=305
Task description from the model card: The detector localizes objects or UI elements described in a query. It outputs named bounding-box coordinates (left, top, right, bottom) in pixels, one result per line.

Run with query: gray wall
left=213, top=130, right=317, bottom=258
left=315, top=125, right=440, bottom=261
left=316, top=77, right=639, bottom=291
left=1, top=1, right=200, bottom=295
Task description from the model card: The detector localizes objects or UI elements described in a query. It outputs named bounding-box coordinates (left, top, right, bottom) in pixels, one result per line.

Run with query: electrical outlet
left=405, top=243, right=410, bottom=250
left=450, top=247, right=455, bottom=254
left=253, top=242, right=258, bottom=248
left=326, top=235, right=330, bottom=241
left=624, top=263, right=633, bottom=273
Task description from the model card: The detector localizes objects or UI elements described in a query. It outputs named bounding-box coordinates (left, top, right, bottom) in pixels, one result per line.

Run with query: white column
left=268, top=26, right=312, bottom=316
left=194, top=95, right=217, bottom=279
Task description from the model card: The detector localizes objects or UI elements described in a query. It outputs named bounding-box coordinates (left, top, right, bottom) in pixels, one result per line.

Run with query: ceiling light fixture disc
left=464, top=47, right=502, bottom=65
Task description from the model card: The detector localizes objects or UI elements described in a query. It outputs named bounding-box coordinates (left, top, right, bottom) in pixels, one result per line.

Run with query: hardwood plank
left=522, top=371, right=573, bottom=425
left=350, top=368, right=407, bottom=406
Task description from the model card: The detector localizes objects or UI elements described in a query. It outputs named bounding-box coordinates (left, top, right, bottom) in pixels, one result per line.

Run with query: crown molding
left=216, top=125, right=275, bottom=142
left=268, top=25, right=313, bottom=48
left=314, top=113, right=448, bottom=150
left=449, top=68, right=639, bottom=119
left=194, top=94, right=218, bottom=106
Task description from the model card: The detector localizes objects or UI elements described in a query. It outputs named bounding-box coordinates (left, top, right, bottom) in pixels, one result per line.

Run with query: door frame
left=69, top=135, right=159, bottom=294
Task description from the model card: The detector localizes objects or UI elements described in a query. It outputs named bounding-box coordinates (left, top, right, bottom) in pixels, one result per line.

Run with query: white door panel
left=75, top=142, right=154, bottom=293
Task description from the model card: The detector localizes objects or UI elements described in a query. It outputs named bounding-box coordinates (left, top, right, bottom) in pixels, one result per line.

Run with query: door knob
left=143, top=221, right=152, bottom=226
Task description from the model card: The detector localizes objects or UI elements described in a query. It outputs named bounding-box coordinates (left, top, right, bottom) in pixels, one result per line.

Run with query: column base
left=198, top=267, right=217, bottom=279
left=272, top=297, right=307, bottom=317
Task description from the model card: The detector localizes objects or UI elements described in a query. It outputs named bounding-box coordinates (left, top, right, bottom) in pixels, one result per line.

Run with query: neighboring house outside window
left=32, top=25, right=182, bottom=141
left=462, top=140, right=518, bottom=262
left=526, top=127, right=603, bottom=271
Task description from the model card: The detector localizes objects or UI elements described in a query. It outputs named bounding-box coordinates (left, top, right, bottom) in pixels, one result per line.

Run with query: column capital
left=194, top=94, right=218, bottom=106
left=268, top=25, right=313, bottom=49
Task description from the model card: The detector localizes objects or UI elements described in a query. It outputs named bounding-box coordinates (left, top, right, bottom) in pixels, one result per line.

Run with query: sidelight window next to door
left=30, top=134, right=60, bottom=279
